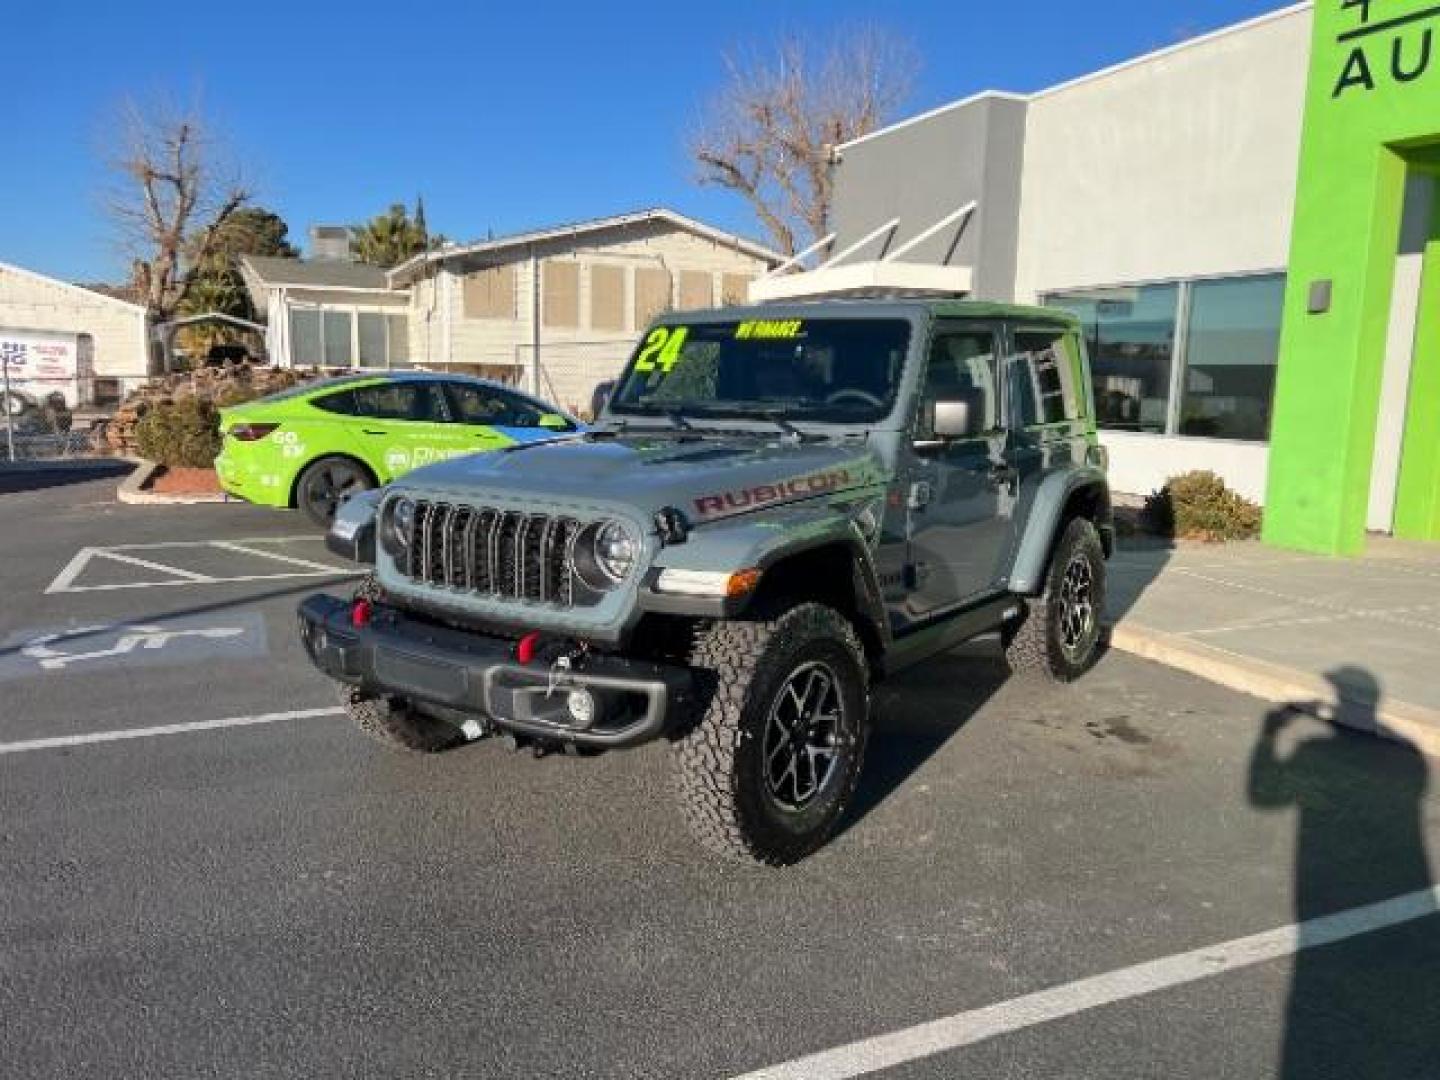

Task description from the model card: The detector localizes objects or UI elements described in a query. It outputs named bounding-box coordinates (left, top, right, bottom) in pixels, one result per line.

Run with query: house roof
left=0, top=260, right=147, bottom=315
left=387, top=208, right=783, bottom=284
left=240, top=256, right=394, bottom=291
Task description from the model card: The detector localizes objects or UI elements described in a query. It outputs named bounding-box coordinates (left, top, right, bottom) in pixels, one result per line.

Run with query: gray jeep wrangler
left=299, top=300, right=1113, bottom=865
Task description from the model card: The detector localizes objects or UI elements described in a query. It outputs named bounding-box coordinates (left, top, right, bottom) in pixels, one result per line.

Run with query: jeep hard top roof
left=658, top=297, right=1080, bottom=329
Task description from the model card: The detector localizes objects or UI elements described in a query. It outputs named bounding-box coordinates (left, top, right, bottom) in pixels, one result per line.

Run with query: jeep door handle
left=988, top=463, right=1018, bottom=486
left=361, top=429, right=390, bottom=436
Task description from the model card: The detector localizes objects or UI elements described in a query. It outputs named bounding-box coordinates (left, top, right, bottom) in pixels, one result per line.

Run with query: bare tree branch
left=690, top=26, right=917, bottom=257
left=104, top=96, right=252, bottom=354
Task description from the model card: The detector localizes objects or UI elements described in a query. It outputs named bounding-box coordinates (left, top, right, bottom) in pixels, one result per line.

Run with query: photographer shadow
left=1248, top=668, right=1440, bottom=1078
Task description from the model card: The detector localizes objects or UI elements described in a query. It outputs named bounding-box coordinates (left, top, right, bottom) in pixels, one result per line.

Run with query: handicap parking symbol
left=0, top=613, right=268, bottom=681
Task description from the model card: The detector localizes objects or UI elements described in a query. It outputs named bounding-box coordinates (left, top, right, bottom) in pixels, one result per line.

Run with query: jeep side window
left=1009, top=329, right=1086, bottom=427
left=916, top=330, right=1000, bottom=439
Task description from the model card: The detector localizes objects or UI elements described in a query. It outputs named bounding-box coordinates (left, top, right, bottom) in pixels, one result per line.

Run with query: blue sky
left=5, top=0, right=1292, bottom=282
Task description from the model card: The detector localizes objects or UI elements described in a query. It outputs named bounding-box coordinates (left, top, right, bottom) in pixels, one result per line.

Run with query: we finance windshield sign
left=1332, top=0, right=1439, bottom=97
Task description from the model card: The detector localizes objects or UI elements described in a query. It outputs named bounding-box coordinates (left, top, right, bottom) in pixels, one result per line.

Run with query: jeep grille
left=404, top=500, right=595, bottom=608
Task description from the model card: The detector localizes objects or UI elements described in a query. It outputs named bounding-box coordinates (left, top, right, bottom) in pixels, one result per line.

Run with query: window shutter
left=462, top=265, right=516, bottom=319
left=543, top=260, right=580, bottom=328
left=590, top=265, right=625, bottom=331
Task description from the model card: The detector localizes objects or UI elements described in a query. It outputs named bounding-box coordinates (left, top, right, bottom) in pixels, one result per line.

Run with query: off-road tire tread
left=342, top=686, right=462, bottom=753
left=1003, top=516, right=1106, bottom=683
left=672, top=603, right=867, bottom=866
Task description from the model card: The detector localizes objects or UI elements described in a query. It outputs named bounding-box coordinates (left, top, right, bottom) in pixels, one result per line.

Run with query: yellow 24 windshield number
left=634, top=326, right=689, bottom=375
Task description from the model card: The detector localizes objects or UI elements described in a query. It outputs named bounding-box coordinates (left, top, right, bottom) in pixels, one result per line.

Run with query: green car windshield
left=608, top=318, right=912, bottom=424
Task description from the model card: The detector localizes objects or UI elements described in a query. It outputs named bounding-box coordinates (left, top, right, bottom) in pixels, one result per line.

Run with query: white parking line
left=731, top=886, right=1440, bottom=1080
left=0, top=707, right=345, bottom=755
left=207, top=540, right=343, bottom=573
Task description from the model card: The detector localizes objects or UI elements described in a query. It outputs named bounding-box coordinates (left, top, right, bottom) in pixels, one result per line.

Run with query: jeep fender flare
left=1007, top=467, right=1112, bottom=596
left=643, top=501, right=890, bottom=648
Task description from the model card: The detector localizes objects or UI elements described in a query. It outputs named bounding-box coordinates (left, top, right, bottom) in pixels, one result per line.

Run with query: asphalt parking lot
left=4, top=469, right=1440, bottom=1079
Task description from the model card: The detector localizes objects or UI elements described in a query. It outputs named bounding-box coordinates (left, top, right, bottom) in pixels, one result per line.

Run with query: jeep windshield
left=607, top=317, right=911, bottom=425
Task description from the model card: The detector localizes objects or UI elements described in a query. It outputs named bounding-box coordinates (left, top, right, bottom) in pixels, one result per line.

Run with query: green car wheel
left=296, top=456, right=375, bottom=527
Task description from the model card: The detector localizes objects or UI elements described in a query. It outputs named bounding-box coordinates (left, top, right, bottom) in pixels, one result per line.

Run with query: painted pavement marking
left=731, top=886, right=1440, bottom=1080
left=45, top=537, right=356, bottom=594
left=0, top=613, right=269, bottom=681
left=0, top=707, right=345, bottom=755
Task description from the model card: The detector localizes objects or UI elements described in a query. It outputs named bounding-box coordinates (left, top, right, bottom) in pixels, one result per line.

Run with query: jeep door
left=901, top=323, right=1014, bottom=627
left=1003, top=325, right=1093, bottom=528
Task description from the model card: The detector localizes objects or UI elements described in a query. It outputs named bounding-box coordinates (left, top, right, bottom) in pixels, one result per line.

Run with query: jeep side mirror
left=538, top=412, right=572, bottom=431
left=914, top=394, right=986, bottom=454
left=933, top=398, right=982, bottom=439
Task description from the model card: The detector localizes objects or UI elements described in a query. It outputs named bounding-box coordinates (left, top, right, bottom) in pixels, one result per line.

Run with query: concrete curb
left=116, top=458, right=231, bottom=506
left=1109, top=621, right=1440, bottom=759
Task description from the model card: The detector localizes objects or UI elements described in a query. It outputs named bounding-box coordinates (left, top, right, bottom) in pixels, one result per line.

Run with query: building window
left=589, top=265, right=625, bottom=331
left=1044, top=273, right=1284, bottom=443
left=1046, top=285, right=1179, bottom=434
left=543, top=261, right=580, bottom=328
left=357, top=312, right=387, bottom=367
left=288, top=306, right=408, bottom=369
left=387, top=314, right=411, bottom=367
left=462, top=265, right=515, bottom=319
left=290, top=309, right=322, bottom=365
left=678, top=270, right=713, bottom=310
left=323, top=310, right=352, bottom=366
left=1180, top=274, right=1285, bottom=441
left=721, top=273, right=753, bottom=305
left=634, top=267, right=672, bottom=328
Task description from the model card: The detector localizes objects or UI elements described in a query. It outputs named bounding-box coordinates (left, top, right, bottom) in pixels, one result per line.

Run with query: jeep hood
left=391, top=434, right=884, bottom=522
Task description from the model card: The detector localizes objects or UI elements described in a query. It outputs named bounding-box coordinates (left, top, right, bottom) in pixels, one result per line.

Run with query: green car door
left=337, top=379, right=477, bottom=479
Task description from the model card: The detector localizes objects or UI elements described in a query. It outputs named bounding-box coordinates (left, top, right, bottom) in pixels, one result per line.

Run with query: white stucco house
left=241, top=208, right=780, bottom=412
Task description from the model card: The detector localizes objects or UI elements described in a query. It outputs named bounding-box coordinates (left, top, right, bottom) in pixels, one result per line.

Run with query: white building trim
left=0, top=259, right=146, bottom=315
left=389, top=208, right=782, bottom=284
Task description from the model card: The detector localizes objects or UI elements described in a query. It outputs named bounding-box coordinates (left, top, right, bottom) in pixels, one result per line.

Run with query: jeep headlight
left=381, top=496, right=416, bottom=557
left=574, top=520, right=638, bottom=590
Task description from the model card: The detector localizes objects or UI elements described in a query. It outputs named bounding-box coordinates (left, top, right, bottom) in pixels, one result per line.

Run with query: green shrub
left=1142, top=470, right=1262, bottom=542
left=134, top=398, right=224, bottom=468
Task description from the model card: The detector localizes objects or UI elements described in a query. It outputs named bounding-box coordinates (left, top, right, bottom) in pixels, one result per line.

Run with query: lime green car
left=216, top=373, right=581, bottom=525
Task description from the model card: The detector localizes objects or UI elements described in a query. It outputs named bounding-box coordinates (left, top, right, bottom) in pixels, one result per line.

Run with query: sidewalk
left=1107, top=536, right=1440, bottom=754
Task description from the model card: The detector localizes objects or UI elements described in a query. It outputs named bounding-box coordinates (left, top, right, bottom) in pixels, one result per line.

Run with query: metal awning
left=748, top=201, right=977, bottom=303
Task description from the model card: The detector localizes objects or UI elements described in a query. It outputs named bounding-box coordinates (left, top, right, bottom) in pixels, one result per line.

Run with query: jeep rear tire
left=672, top=603, right=870, bottom=866
left=1003, top=516, right=1106, bottom=682
left=341, top=686, right=464, bottom=753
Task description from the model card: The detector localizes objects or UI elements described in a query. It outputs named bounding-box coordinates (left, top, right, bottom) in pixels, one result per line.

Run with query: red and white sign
left=1, top=329, right=83, bottom=408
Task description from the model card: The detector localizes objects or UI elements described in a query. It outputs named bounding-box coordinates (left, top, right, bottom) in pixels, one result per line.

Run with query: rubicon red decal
left=694, top=469, right=856, bottom=518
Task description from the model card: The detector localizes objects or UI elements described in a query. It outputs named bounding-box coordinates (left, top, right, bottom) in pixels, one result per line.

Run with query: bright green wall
left=1264, top=1, right=1440, bottom=553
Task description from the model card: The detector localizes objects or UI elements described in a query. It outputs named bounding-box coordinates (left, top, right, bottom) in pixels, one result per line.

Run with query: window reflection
left=1182, top=275, right=1285, bottom=441
left=1045, top=285, right=1179, bottom=434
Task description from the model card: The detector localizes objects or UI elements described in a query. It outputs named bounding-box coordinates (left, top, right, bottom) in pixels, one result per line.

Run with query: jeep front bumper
left=298, top=594, right=692, bottom=748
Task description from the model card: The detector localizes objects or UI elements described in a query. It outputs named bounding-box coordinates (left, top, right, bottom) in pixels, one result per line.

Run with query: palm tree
left=351, top=200, right=431, bottom=268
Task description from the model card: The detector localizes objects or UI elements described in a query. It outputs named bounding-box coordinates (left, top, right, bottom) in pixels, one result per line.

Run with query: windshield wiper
left=660, top=409, right=694, bottom=431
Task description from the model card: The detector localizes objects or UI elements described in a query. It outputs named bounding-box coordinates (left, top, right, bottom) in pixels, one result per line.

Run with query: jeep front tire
left=672, top=603, right=870, bottom=866
left=1003, top=516, right=1106, bottom=682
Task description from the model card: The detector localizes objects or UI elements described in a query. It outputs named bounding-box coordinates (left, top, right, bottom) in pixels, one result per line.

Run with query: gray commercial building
left=755, top=3, right=1315, bottom=504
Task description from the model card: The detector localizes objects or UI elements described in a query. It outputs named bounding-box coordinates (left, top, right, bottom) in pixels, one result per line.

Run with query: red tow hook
left=350, top=599, right=373, bottom=629
left=516, top=631, right=542, bottom=665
